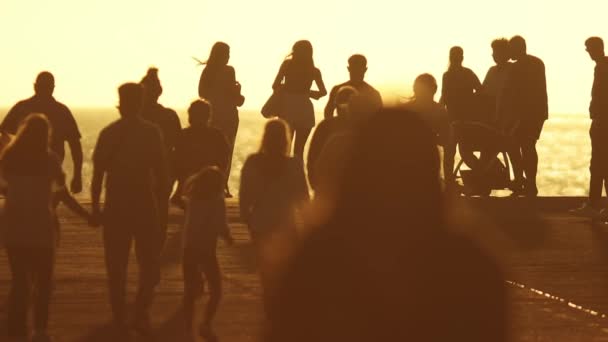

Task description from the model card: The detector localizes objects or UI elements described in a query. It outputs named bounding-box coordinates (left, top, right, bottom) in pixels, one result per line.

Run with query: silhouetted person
left=172, top=100, right=230, bottom=207
left=323, top=54, right=382, bottom=119
left=0, top=71, right=83, bottom=194
left=307, top=86, right=359, bottom=191
left=90, top=83, right=169, bottom=336
left=199, top=42, right=245, bottom=197
left=272, top=40, right=327, bottom=159
left=0, top=114, right=89, bottom=341
left=502, top=36, right=548, bottom=196
left=140, top=68, right=181, bottom=246
left=440, top=47, right=482, bottom=187
left=265, top=108, right=507, bottom=342
left=571, top=37, right=608, bottom=218
left=482, top=38, right=512, bottom=124
left=182, top=166, right=234, bottom=340
left=239, top=119, right=310, bottom=313
left=403, top=74, right=451, bottom=179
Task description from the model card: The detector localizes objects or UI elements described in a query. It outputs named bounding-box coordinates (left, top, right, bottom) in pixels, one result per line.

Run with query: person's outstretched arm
left=58, top=189, right=91, bottom=221
left=310, top=69, right=327, bottom=100
left=323, top=86, right=338, bottom=119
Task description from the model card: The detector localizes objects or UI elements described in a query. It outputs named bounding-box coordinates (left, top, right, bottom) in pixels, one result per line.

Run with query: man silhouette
left=91, top=83, right=169, bottom=335
left=324, top=54, right=382, bottom=119
left=571, top=37, right=608, bottom=218
left=503, top=36, right=548, bottom=196
left=0, top=71, right=83, bottom=193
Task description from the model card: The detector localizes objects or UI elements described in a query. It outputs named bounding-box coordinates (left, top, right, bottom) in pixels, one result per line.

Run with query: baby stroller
left=451, top=121, right=513, bottom=196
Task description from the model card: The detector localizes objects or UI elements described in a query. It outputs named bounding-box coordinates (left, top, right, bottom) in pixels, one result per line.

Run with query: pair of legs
left=508, top=139, right=539, bottom=195
left=289, top=126, right=313, bottom=160
left=6, top=244, right=54, bottom=338
left=509, top=120, right=544, bottom=195
left=182, top=248, right=222, bottom=332
left=102, top=221, right=161, bottom=329
left=214, top=120, right=239, bottom=196
left=589, top=120, right=608, bottom=208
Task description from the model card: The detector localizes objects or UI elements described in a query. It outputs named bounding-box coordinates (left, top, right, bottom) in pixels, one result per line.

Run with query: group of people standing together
left=0, top=34, right=607, bottom=341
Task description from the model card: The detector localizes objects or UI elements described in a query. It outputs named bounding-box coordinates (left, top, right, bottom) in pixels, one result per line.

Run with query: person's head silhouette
left=260, top=118, right=291, bottom=157
left=140, top=68, right=163, bottom=104
left=334, top=86, right=359, bottom=118
left=207, top=42, right=230, bottom=67
left=34, top=72, right=55, bottom=99
left=491, top=38, right=510, bottom=65
left=11, top=114, right=51, bottom=157
left=188, top=99, right=212, bottom=127
left=184, top=166, right=224, bottom=201
left=509, top=35, right=527, bottom=61
left=117, top=83, right=144, bottom=118
left=585, top=37, right=605, bottom=62
left=290, top=40, right=314, bottom=68
left=449, top=46, right=464, bottom=69
left=347, top=54, right=367, bottom=84
left=413, top=73, right=438, bottom=103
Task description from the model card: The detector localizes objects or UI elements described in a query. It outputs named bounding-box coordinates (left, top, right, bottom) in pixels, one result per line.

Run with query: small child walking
left=182, top=166, right=233, bottom=340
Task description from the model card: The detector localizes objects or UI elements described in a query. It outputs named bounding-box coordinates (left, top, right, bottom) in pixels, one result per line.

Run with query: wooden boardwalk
left=1, top=197, right=608, bottom=341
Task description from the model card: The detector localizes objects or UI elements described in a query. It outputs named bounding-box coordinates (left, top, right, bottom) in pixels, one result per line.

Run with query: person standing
left=571, top=37, right=608, bottom=218
left=272, top=40, right=327, bottom=160
left=440, top=47, right=482, bottom=187
left=1, top=71, right=83, bottom=194
left=90, top=83, right=169, bottom=335
left=502, top=36, right=548, bottom=196
left=199, top=42, right=245, bottom=197
left=323, top=54, right=382, bottom=119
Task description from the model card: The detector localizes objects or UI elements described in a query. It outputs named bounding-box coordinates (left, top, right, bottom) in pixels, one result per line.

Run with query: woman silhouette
left=199, top=42, right=245, bottom=197
left=0, top=114, right=89, bottom=340
left=239, top=119, right=310, bottom=313
left=272, top=40, right=327, bottom=159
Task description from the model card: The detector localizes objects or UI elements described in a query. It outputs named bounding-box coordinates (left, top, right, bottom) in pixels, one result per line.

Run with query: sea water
left=0, top=108, right=592, bottom=197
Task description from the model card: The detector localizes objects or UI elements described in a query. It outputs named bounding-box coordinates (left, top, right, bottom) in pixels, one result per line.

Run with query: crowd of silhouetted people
left=0, top=34, right=607, bottom=341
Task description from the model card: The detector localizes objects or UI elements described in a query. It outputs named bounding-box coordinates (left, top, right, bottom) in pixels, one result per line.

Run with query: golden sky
left=1, top=0, right=607, bottom=114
